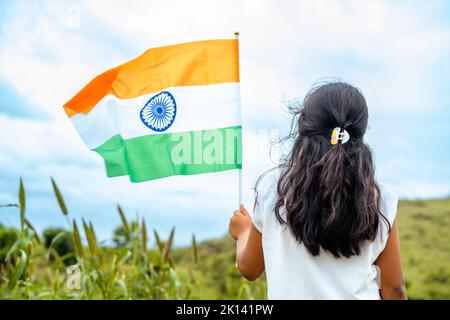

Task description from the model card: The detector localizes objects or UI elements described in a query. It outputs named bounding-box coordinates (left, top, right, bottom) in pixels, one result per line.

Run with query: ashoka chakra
left=140, top=91, right=177, bottom=132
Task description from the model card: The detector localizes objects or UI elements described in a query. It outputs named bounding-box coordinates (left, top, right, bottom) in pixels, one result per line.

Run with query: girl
left=229, top=82, right=407, bottom=300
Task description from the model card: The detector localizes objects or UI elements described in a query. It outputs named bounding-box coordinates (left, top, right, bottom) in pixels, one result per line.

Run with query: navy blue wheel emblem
left=140, top=91, right=177, bottom=132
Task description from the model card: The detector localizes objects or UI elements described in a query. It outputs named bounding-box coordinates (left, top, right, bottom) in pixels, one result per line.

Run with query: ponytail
left=272, top=82, right=390, bottom=258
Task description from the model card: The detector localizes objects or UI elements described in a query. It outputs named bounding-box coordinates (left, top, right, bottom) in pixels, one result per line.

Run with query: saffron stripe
left=64, top=39, right=239, bottom=118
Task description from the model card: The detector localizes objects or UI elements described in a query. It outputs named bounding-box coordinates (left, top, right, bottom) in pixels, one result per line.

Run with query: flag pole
left=234, top=31, right=242, bottom=269
left=235, top=31, right=242, bottom=207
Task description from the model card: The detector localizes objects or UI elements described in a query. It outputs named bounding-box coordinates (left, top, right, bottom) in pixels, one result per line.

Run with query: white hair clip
left=331, top=127, right=350, bottom=145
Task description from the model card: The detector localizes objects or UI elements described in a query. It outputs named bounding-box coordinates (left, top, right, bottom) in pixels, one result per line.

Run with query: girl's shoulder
left=252, top=168, right=281, bottom=233
left=255, top=167, right=281, bottom=200
left=378, top=184, right=399, bottom=226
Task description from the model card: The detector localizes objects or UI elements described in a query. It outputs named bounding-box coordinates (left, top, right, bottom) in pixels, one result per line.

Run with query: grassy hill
left=396, top=198, right=450, bottom=299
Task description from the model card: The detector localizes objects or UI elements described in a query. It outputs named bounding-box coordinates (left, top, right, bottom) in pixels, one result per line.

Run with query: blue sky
left=0, top=0, right=449, bottom=246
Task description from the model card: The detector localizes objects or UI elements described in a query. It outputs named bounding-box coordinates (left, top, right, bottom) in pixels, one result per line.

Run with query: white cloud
left=0, top=0, right=449, bottom=242
left=0, top=1, right=126, bottom=119
left=391, top=180, right=450, bottom=200
left=2, top=0, right=449, bottom=120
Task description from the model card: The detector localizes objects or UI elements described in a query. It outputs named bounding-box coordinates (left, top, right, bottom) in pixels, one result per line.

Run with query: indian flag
left=64, top=39, right=242, bottom=182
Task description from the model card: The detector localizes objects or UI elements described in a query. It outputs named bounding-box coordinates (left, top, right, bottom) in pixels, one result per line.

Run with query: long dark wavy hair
left=266, top=81, right=390, bottom=258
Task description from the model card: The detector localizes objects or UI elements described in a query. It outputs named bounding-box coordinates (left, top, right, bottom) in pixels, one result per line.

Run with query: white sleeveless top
left=252, top=170, right=398, bottom=300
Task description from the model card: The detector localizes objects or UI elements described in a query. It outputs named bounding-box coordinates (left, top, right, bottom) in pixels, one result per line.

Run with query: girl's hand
left=229, top=204, right=252, bottom=240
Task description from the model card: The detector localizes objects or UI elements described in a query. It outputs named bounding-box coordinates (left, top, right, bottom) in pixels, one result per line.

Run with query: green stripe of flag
left=93, top=126, right=242, bottom=182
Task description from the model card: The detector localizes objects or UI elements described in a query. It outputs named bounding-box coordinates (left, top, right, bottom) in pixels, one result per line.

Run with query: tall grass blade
left=162, top=227, right=175, bottom=263
left=153, top=229, right=163, bottom=252
left=117, top=249, right=132, bottom=266
left=72, top=220, right=84, bottom=259
left=52, top=269, right=60, bottom=298
left=141, top=218, right=147, bottom=252
left=50, top=177, right=68, bottom=216
left=19, top=177, right=25, bottom=232
left=187, top=267, right=197, bottom=285
left=5, top=249, right=27, bottom=295
left=25, top=218, right=41, bottom=244
left=117, top=205, right=130, bottom=241
left=45, top=231, right=67, bottom=261
left=0, top=203, right=19, bottom=208
left=89, top=221, right=98, bottom=244
left=82, top=218, right=97, bottom=255
left=5, top=238, right=20, bottom=262
left=192, top=234, right=198, bottom=264
left=168, top=257, right=175, bottom=269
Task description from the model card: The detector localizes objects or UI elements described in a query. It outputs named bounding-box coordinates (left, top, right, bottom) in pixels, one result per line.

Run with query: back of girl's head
left=274, top=81, right=389, bottom=258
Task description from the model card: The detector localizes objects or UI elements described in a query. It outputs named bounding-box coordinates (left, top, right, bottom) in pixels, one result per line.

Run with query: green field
left=396, top=198, right=450, bottom=299
left=0, top=179, right=448, bottom=299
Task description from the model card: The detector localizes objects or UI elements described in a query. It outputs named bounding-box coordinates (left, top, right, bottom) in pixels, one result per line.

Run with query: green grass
left=173, top=236, right=266, bottom=299
left=397, top=198, right=450, bottom=299
left=0, top=178, right=448, bottom=299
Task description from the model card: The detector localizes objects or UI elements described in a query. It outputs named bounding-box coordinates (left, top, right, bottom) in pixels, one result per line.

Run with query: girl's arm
left=374, top=218, right=408, bottom=300
left=229, top=204, right=265, bottom=281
